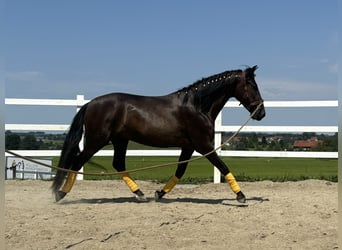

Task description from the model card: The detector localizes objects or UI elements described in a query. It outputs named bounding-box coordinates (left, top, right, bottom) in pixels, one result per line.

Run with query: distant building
left=293, top=137, right=321, bottom=151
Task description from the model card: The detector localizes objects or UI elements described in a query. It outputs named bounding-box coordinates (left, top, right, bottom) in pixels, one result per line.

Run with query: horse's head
left=234, top=65, right=265, bottom=121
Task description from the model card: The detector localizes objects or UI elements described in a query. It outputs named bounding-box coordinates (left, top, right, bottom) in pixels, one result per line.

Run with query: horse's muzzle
left=251, top=103, right=265, bottom=121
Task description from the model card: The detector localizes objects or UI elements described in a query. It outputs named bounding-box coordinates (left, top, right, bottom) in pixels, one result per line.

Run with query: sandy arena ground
left=5, top=179, right=338, bottom=250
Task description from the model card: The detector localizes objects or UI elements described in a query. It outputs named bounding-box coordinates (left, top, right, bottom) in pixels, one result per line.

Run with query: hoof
left=154, top=190, right=166, bottom=201
left=134, top=190, right=147, bottom=202
left=55, top=191, right=67, bottom=202
left=236, top=191, right=246, bottom=203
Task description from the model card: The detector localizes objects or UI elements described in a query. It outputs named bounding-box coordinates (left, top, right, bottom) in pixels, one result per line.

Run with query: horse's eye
left=249, top=81, right=258, bottom=90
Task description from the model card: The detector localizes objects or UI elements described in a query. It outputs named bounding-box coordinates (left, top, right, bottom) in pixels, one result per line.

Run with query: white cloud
left=259, top=77, right=337, bottom=101
left=6, top=71, right=44, bottom=81
left=329, top=63, right=339, bottom=73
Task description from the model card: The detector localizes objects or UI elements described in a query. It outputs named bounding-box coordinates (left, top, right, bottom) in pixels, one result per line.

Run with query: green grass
left=51, top=156, right=337, bottom=183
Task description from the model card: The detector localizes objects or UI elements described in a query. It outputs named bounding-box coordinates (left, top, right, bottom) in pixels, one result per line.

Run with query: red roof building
left=293, top=137, right=321, bottom=151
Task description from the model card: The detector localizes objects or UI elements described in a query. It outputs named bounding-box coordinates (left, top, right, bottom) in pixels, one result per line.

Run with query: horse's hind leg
left=55, top=172, right=77, bottom=201
left=155, top=148, right=194, bottom=201
left=56, top=143, right=104, bottom=202
left=112, top=139, right=147, bottom=202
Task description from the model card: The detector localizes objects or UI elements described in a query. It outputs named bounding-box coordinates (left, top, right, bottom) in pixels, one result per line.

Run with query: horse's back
left=83, top=92, right=192, bottom=147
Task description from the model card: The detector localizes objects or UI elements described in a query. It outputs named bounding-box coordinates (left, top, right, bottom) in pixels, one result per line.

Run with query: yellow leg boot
left=155, top=176, right=179, bottom=201
left=55, top=172, right=77, bottom=202
left=163, top=175, right=180, bottom=193
left=62, top=172, right=77, bottom=193
left=121, top=173, right=147, bottom=202
left=224, top=172, right=241, bottom=194
left=225, top=173, right=246, bottom=203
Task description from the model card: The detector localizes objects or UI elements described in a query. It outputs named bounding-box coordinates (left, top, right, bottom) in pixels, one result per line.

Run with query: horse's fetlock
left=55, top=191, right=67, bottom=202
left=134, top=189, right=147, bottom=202
left=236, top=191, right=246, bottom=203
left=155, top=190, right=166, bottom=201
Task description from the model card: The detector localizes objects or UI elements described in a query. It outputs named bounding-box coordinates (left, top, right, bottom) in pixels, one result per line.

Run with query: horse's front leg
left=155, top=148, right=194, bottom=201
left=113, top=139, right=147, bottom=202
left=119, top=172, right=146, bottom=202
left=204, top=151, right=246, bottom=203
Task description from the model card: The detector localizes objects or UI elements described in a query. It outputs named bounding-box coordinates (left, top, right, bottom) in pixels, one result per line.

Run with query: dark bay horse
left=52, top=65, right=265, bottom=203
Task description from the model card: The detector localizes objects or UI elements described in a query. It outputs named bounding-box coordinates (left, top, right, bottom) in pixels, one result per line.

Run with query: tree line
left=5, top=131, right=66, bottom=150
left=221, top=132, right=337, bottom=152
left=5, top=130, right=338, bottom=152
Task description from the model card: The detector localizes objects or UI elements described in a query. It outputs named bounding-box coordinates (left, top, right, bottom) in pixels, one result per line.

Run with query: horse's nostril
left=252, top=107, right=265, bottom=121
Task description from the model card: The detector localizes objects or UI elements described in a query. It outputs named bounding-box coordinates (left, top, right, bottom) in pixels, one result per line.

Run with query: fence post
left=76, top=95, right=85, bottom=180
left=12, top=167, right=16, bottom=180
left=214, top=112, right=222, bottom=183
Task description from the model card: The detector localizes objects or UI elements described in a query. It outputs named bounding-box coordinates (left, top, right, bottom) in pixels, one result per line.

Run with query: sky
left=4, top=1, right=339, bottom=129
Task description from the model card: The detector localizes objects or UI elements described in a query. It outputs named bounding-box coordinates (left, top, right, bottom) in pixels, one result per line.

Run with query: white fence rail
left=5, top=96, right=338, bottom=183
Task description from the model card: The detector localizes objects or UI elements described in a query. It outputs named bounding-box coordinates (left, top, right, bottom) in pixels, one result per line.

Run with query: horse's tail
left=51, top=103, right=88, bottom=193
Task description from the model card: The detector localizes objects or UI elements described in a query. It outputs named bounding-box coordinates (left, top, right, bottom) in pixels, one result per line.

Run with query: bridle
left=238, top=71, right=264, bottom=109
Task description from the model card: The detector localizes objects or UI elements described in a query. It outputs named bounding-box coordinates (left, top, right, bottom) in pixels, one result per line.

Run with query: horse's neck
left=172, top=74, right=238, bottom=120
left=205, top=80, right=236, bottom=120
left=207, top=94, right=231, bottom=120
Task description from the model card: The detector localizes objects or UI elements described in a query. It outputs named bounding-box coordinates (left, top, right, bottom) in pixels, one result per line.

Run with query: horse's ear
left=245, top=65, right=258, bottom=77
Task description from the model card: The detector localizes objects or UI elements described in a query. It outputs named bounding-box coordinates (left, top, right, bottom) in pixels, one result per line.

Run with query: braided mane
left=178, top=69, right=242, bottom=93
left=176, top=69, right=243, bottom=113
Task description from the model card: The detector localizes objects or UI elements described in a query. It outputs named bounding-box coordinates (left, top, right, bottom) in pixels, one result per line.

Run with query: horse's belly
left=124, top=127, right=190, bottom=148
